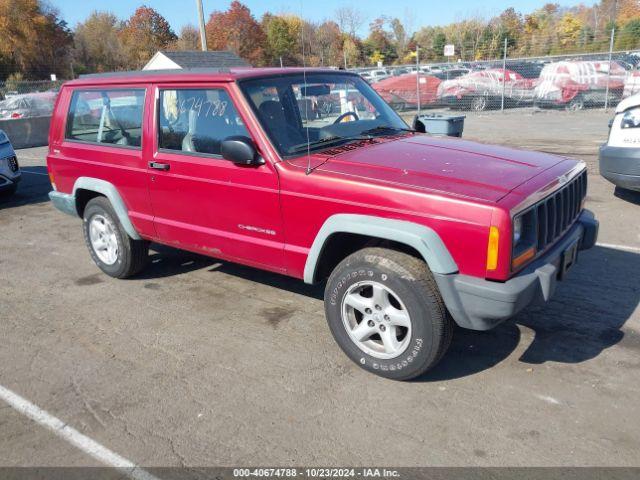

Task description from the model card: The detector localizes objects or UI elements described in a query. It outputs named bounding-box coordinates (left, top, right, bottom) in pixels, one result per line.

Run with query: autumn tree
left=73, top=11, right=126, bottom=74
left=119, top=6, right=177, bottom=69
left=262, top=14, right=302, bottom=66
left=335, top=7, right=365, bottom=37
left=363, top=17, right=397, bottom=65
left=557, top=13, right=584, bottom=50
left=170, top=25, right=201, bottom=51
left=0, top=0, right=72, bottom=79
left=206, top=1, right=266, bottom=66
left=315, top=21, right=344, bottom=67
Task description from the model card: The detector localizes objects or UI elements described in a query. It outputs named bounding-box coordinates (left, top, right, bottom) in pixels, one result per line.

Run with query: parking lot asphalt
left=1, top=110, right=640, bottom=468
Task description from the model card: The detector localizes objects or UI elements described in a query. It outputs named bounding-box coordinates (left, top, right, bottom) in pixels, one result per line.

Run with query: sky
left=52, top=0, right=599, bottom=35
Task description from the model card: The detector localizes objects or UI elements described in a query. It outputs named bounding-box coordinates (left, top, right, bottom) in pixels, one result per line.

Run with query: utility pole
left=416, top=45, right=421, bottom=116
left=196, top=0, right=208, bottom=51
left=501, top=37, right=507, bottom=112
left=604, top=27, right=615, bottom=110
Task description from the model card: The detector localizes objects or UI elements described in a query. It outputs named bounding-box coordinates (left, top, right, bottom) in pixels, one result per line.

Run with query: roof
left=147, top=50, right=251, bottom=69
left=71, top=68, right=358, bottom=87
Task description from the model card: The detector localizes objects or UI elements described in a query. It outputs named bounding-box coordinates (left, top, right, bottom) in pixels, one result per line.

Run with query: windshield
left=239, top=73, right=409, bottom=157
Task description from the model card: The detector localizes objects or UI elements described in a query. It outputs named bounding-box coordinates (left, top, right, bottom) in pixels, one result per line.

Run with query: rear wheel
left=82, top=196, right=149, bottom=279
left=470, top=94, right=489, bottom=111
left=324, top=247, right=453, bottom=380
left=566, top=95, right=584, bottom=111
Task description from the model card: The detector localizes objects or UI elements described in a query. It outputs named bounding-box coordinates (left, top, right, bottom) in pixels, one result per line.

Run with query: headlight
left=621, top=108, right=640, bottom=129
left=512, top=209, right=537, bottom=269
left=513, top=216, right=523, bottom=244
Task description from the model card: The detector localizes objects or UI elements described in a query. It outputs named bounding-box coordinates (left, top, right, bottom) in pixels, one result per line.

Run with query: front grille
left=7, top=155, right=19, bottom=173
left=534, top=170, right=587, bottom=251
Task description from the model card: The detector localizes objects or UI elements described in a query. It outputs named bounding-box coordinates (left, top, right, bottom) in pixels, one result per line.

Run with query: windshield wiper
left=359, top=126, right=416, bottom=136
left=287, top=134, right=374, bottom=154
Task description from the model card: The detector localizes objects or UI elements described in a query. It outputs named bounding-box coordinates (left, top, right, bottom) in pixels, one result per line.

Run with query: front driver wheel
left=324, top=247, right=453, bottom=380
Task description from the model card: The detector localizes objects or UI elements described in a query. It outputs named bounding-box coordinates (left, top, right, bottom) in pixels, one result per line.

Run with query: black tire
left=566, top=95, right=584, bottom=111
left=470, top=94, right=489, bottom=111
left=82, top=196, right=149, bottom=279
left=324, top=247, right=453, bottom=380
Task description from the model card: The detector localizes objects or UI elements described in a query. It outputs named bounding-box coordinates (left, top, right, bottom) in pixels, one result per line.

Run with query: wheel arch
left=72, top=177, right=141, bottom=240
left=303, top=214, right=458, bottom=284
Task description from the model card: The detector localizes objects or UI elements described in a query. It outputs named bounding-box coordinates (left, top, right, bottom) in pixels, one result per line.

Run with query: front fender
left=303, top=214, right=458, bottom=284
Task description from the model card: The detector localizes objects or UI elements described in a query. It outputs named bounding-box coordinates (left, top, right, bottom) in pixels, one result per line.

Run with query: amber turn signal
left=512, top=246, right=536, bottom=270
left=486, top=226, right=500, bottom=271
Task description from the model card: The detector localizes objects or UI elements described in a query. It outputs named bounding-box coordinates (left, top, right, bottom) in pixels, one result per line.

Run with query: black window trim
left=65, top=87, right=147, bottom=151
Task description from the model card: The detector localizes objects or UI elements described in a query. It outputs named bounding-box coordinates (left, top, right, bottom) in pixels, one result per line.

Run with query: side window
left=66, top=89, right=145, bottom=148
left=158, top=88, right=249, bottom=156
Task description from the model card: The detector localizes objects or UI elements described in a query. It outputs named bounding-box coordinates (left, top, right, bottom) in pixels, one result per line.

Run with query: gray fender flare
left=303, top=214, right=458, bottom=284
left=73, top=177, right=142, bottom=240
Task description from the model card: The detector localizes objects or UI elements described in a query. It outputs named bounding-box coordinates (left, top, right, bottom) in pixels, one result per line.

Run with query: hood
left=616, top=91, right=640, bottom=113
left=315, top=134, right=568, bottom=203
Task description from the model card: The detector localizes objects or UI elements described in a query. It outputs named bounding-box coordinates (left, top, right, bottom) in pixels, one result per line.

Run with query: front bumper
left=599, top=145, right=640, bottom=192
left=0, top=146, right=21, bottom=192
left=434, top=210, right=599, bottom=331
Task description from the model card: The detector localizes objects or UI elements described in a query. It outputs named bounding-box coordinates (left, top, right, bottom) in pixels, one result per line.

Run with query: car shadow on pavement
left=138, top=244, right=325, bottom=299
left=0, top=166, right=51, bottom=209
left=134, top=244, right=220, bottom=280
left=419, top=245, right=640, bottom=381
left=614, top=187, right=640, bottom=206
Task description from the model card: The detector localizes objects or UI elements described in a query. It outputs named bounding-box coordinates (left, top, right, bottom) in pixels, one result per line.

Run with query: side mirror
left=221, top=136, right=263, bottom=166
left=412, top=116, right=426, bottom=133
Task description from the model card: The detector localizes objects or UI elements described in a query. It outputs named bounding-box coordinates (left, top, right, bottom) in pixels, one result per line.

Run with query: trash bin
left=413, top=114, right=465, bottom=137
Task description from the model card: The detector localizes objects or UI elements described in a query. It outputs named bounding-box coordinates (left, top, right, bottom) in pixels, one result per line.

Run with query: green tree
left=616, top=18, right=640, bottom=49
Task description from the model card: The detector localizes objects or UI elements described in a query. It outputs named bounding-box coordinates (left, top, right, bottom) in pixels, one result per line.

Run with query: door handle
left=149, top=161, right=170, bottom=171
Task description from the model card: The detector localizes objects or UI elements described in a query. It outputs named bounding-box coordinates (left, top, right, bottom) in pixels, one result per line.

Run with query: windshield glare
left=239, top=73, right=409, bottom=156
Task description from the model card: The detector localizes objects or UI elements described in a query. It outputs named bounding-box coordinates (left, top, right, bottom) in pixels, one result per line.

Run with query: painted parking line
left=596, top=242, right=640, bottom=254
left=0, top=384, right=161, bottom=480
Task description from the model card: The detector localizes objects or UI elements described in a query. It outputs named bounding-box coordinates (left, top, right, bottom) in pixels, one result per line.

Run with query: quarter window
left=66, top=89, right=145, bottom=147
left=158, top=88, right=249, bottom=156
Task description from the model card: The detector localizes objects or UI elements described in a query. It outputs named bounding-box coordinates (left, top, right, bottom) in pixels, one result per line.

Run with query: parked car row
left=0, top=91, right=57, bottom=120
left=371, top=60, right=640, bottom=111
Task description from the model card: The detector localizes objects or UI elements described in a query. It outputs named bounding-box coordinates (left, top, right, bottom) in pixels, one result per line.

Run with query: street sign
left=444, top=44, right=455, bottom=57
left=50, top=74, right=57, bottom=81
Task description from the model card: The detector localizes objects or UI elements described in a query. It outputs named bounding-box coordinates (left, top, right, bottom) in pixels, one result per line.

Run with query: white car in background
left=0, top=129, right=20, bottom=197
left=366, top=69, right=390, bottom=83
left=599, top=92, right=640, bottom=192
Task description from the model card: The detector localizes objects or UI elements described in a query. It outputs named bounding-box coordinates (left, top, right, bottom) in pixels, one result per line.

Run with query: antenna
left=300, top=0, right=312, bottom=175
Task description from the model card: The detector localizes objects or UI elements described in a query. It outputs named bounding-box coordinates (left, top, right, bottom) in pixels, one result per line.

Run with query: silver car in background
left=0, top=129, right=21, bottom=197
left=0, top=92, right=56, bottom=120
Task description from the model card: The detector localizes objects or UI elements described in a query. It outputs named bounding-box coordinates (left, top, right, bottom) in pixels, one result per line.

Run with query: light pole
left=196, top=0, right=208, bottom=51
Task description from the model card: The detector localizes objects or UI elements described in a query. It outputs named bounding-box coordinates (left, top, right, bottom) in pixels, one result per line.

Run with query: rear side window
left=158, top=88, right=249, bottom=156
left=66, top=89, right=145, bottom=148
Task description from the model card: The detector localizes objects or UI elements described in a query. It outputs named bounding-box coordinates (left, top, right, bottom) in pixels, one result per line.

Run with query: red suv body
left=47, top=68, right=598, bottom=379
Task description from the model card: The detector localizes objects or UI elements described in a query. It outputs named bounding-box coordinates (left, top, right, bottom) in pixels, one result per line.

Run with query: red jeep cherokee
left=47, top=68, right=598, bottom=380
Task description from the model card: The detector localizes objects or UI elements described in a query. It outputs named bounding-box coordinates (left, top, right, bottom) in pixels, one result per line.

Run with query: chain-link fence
left=0, top=80, right=63, bottom=120
left=361, top=29, right=640, bottom=115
